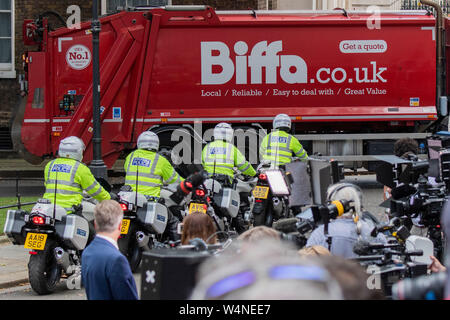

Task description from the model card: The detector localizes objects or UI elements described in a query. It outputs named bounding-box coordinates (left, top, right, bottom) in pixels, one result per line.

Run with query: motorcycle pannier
left=214, top=188, right=240, bottom=218
left=137, top=202, right=168, bottom=234
left=55, top=214, right=90, bottom=251
left=3, top=210, right=27, bottom=245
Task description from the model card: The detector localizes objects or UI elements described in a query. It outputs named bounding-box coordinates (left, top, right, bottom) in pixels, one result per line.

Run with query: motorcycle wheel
left=253, top=211, right=266, bottom=227
left=264, top=205, right=274, bottom=227
left=127, top=238, right=142, bottom=273
left=28, top=239, right=61, bottom=295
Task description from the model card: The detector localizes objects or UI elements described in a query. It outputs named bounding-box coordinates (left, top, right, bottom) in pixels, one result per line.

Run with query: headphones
left=326, top=183, right=363, bottom=236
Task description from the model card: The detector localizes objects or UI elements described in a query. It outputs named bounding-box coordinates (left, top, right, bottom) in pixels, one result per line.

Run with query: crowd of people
left=41, top=114, right=450, bottom=300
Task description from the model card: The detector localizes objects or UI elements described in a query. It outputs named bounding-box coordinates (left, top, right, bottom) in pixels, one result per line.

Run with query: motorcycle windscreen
left=265, top=169, right=290, bottom=196
left=285, top=161, right=312, bottom=207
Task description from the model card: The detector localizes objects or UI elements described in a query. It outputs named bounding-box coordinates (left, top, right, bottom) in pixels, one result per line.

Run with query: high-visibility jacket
left=124, top=149, right=183, bottom=197
left=43, top=158, right=111, bottom=213
left=259, top=130, right=308, bottom=166
left=202, top=140, right=256, bottom=180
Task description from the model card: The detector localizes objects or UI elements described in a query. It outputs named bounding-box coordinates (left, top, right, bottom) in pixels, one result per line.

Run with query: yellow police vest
left=124, top=149, right=183, bottom=197
left=43, top=158, right=110, bottom=212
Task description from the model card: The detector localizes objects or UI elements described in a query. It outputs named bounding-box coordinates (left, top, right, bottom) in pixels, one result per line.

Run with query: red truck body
left=18, top=6, right=444, bottom=168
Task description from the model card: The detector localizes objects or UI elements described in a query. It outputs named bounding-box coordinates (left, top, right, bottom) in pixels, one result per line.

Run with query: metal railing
left=399, top=0, right=450, bottom=14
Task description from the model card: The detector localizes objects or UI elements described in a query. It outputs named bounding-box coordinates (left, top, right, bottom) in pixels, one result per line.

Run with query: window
left=0, top=0, right=15, bottom=78
left=106, top=0, right=170, bottom=13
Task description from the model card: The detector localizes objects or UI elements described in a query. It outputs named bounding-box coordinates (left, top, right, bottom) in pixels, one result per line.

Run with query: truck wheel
left=28, top=239, right=61, bottom=295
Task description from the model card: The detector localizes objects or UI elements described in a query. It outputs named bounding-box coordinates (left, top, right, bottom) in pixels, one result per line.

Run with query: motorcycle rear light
left=259, top=174, right=267, bottom=180
left=255, top=199, right=263, bottom=203
left=196, top=189, right=205, bottom=197
left=120, top=203, right=128, bottom=211
left=29, top=251, right=37, bottom=255
left=32, top=216, right=45, bottom=225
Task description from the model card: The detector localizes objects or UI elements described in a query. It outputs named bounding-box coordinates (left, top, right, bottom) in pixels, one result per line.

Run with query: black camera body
left=392, top=271, right=447, bottom=300
left=353, top=238, right=428, bottom=298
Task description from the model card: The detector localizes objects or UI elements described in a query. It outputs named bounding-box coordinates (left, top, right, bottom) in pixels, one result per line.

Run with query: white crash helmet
left=58, top=136, right=86, bottom=162
left=273, top=113, right=291, bottom=131
left=137, top=131, right=159, bottom=151
left=213, top=122, right=234, bottom=143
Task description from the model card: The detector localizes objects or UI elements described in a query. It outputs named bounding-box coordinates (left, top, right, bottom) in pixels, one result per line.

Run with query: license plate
left=189, top=203, right=207, bottom=214
left=121, top=219, right=131, bottom=235
left=24, top=233, right=48, bottom=251
left=253, top=186, right=270, bottom=199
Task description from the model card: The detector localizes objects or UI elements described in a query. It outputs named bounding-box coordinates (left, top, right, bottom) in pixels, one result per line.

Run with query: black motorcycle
left=4, top=199, right=90, bottom=294
left=251, top=163, right=291, bottom=227
left=117, top=186, right=168, bottom=272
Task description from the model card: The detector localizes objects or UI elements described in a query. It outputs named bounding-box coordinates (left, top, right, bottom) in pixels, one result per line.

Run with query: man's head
left=93, top=200, right=123, bottom=239
left=326, top=182, right=363, bottom=217
left=394, top=138, right=418, bottom=159
left=238, top=226, right=281, bottom=243
left=273, top=113, right=291, bottom=132
left=137, top=131, right=159, bottom=151
left=58, top=136, right=85, bottom=162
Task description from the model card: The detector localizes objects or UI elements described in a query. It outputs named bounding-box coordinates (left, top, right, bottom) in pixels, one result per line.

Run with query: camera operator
left=384, top=138, right=431, bottom=236
left=306, top=182, right=387, bottom=259
left=384, top=138, right=418, bottom=200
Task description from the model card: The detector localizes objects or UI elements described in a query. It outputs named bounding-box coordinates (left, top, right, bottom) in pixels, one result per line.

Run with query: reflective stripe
left=227, top=143, right=233, bottom=161
left=150, top=154, right=159, bottom=175
left=295, top=148, right=308, bottom=159
left=46, top=179, right=79, bottom=188
left=59, top=148, right=79, bottom=153
left=126, top=151, right=136, bottom=173
left=70, top=161, right=81, bottom=185
left=45, top=189, right=82, bottom=195
left=90, top=187, right=103, bottom=198
left=85, top=181, right=99, bottom=193
left=286, top=135, right=292, bottom=151
left=164, top=170, right=178, bottom=184
left=126, top=172, right=161, bottom=180
left=204, top=164, right=234, bottom=170
left=124, top=180, right=160, bottom=187
left=239, top=163, right=251, bottom=172
left=47, top=160, right=56, bottom=182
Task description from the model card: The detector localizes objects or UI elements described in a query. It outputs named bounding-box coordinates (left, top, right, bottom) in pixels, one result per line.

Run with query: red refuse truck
left=13, top=4, right=450, bottom=171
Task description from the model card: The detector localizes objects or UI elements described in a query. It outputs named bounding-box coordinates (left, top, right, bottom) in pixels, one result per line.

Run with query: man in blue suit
left=81, top=199, right=139, bottom=300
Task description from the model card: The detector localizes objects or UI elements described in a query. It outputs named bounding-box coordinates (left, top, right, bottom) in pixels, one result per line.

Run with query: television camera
left=374, top=136, right=450, bottom=261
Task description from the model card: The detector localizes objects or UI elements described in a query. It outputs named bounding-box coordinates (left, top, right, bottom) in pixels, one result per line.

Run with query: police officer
left=124, top=131, right=183, bottom=196
left=259, top=114, right=308, bottom=166
left=43, top=136, right=111, bottom=213
left=202, top=123, right=256, bottom=234
left=124, top=131, right=183, bottom=240
left=202, top=122, right=256, bottom=184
